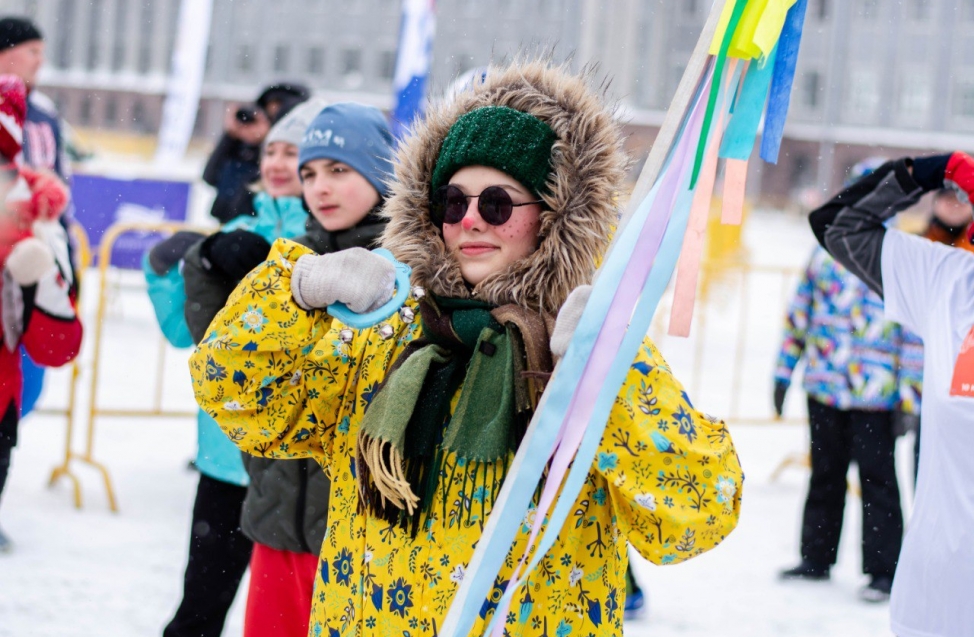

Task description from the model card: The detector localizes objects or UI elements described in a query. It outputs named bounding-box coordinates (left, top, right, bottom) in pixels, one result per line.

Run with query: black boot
left=779, top=560, right=830, bottom=581
left=859, top=575, right=893, bottom=603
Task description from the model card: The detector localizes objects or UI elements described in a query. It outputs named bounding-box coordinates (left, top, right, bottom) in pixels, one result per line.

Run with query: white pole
left=154, top=0, right=214, bottom=166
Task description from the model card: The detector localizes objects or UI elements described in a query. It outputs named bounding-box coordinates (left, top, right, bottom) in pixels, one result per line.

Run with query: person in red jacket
left=0, top=74, right=81, bottom=552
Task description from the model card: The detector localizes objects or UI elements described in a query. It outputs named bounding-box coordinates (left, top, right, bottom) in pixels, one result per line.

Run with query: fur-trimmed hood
left=380, top=59, right=628, bottom=315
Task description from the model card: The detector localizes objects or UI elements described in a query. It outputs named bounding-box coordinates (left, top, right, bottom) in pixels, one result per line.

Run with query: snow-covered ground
left=0, top=209, right=912, bottom=636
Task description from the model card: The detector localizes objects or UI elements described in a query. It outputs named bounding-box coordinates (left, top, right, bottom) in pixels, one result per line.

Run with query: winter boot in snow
left=859, top=575, right=893, bottom=603
left=779, top=561, right=830, bottom=581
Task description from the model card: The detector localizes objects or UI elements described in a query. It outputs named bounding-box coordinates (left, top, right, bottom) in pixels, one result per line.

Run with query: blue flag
left=390, top=0, right=436, bottom=140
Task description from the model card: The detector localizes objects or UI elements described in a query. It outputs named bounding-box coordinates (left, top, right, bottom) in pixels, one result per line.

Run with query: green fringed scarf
left=356, top=296, right=553, bottom=536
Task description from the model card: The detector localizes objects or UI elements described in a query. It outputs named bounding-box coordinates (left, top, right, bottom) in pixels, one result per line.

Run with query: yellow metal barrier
left=648, top=259, right=807, bottom=425
left=47, top=221, right=212, bottom=511
left=647, top=258, right=815, bottom=484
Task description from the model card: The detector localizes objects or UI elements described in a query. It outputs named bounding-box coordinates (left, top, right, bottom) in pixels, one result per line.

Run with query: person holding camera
left=202, top=83, right=309, bottom=224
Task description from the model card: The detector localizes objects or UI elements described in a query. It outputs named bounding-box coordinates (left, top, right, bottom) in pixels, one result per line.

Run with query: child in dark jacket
left=147, top=99, right=325, bottom=637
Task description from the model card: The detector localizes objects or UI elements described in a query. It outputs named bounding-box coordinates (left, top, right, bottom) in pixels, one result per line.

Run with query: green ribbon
left=690, top=0, right=748, bottom=189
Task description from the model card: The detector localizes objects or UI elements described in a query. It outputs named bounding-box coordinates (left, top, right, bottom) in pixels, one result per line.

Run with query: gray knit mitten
left=290, top=248, right=397, bottom=314
left=550, top=285, right=592, bottom=360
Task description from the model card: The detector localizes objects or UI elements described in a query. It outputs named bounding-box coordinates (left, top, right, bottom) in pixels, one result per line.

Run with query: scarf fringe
left=357, top=432, right=420, bottom=517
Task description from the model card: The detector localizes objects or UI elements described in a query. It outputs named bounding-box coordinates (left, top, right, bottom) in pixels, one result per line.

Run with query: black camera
left=234, top=104, right=261, bottom=124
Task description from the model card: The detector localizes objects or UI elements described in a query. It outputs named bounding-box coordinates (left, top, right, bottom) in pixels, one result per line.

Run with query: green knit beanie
left=431, top=106, right=557, bottom=197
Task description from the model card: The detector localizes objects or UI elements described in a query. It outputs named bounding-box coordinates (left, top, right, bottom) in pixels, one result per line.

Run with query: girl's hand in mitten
left=290, top=247, right=397, bottom=313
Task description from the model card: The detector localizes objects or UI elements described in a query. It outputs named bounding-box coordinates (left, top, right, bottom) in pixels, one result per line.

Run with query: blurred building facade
left=7, top=0, right=974, bottom=204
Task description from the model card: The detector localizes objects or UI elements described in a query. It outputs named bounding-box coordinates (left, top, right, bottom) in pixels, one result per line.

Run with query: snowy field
left=0, top=209, right=914, bottom=636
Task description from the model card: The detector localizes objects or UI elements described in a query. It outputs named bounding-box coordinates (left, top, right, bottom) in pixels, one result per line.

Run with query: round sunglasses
left=430, top=185, right=544, bottom=227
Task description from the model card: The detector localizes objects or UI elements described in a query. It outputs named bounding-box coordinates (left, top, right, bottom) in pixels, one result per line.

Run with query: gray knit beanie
left=264, top=97, right=329, bottom=149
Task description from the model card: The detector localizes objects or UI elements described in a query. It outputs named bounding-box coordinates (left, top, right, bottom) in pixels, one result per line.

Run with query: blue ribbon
left=759, top=0, right=808, bottom=164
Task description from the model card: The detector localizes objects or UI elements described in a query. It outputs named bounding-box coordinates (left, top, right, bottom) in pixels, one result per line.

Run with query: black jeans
left=800, top=397, right=903, bottom=577
left=163, top=473, right=253, bottom=637
left=0, top=403, right=18, bottom=511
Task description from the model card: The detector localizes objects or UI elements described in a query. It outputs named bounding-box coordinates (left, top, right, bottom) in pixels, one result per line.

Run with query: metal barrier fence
left=43, top=222, right=810, bottom=510
left=46, top=221, right=212, bottom=511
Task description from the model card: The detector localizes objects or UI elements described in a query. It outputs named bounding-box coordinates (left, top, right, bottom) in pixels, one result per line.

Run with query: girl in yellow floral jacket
left=190, top=60, right=743, bottom=637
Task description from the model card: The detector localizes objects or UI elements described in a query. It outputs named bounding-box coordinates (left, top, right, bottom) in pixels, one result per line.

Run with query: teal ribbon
left=719, top=45, right=778, bottom=160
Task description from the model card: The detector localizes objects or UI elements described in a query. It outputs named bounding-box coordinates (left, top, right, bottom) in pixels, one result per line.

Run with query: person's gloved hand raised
left=773, top=381, right=788, bottom=418
left=912, top=152, right=974, bottom=201
left=290, top=247, right=397, bottom=314
left=148, top=230, right=206, bottom=276
left=550, top=285, right=592, bottom=360
left=200, top=229, right=272, bottom=281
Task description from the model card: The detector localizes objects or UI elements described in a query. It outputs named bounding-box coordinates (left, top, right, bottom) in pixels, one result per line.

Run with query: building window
left=341, top=48, right=362, bottom=75
left=341, top=48, right=364, bottom=88
left=954, top=81, right=974, bottom=119
left=138, top=4, right=154, bottom=73
left=378, top=50, right=396, bottom=81
left=193, top=105, right=207, bottom=137
left=55, top=0, right=75, bottom=69
left=237, top=45, right=254, bottom=73
left=899, top=75, right=932, bottom=121
left=801, top=70, right=821, bottom=110
left=815, top=0, right=829, bottom=20
left=846, top=68, right=880, bottom=119
left=856, top=0, right=879, bottom=20
left=86, top=0, right=103, bottom=70
left=308, top=47, right=325, bottom=75
left=132, top=100, right=148, bottom=133
left=104, top=96, right=118, bottom=126
left=79, top=95, right=93, bottom=126
left=908, top=0, right=931, bottom=21
left=112, top=2, right=127, bottom=71
left=273, top=45, right=289, bottom=73
left=790, top=154, right=814, bottom=190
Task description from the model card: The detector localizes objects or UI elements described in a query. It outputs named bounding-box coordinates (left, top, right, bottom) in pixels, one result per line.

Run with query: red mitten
left=944, top=152, right=974, bottom=205
left=0, top=74, right=27, bottom=162
left=18, top=167, right=69, bottom=222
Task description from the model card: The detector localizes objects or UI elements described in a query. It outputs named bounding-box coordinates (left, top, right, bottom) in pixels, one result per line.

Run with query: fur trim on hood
left=381, top=59, right=628, bottom=315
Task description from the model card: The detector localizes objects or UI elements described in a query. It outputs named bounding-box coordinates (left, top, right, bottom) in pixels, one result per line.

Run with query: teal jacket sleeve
left=143, top=254, right=195, bottom=349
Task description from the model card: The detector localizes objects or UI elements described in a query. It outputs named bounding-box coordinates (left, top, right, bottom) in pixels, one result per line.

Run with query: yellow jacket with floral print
left=190, top=240, right=743, bottom=637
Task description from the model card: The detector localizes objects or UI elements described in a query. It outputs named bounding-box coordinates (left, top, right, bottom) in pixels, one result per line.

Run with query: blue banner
left=390, top=0, right=436, bottom=140
left=71, top=174, right=191, bottom=269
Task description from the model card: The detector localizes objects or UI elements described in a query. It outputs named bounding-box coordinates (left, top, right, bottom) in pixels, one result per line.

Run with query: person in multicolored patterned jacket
left=190, top=60, right=743, bottom=637
left=773, top=242, right=923, bottom=602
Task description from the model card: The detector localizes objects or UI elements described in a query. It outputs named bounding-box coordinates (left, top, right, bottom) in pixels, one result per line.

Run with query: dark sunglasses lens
left=442, top=186, right=469, bottom=224
left=478, top=186, right=513, bottom=225
left=431, top=185, right=464, bottom=225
